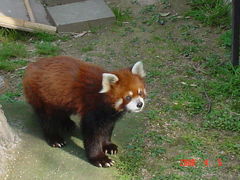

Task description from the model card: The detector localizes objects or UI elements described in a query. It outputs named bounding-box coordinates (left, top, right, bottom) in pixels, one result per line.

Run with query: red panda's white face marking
left=129, top=91, right=133, bottom=96
left=112, top=84, right=146, bottom=112
left=124, top=88, right=146, bottom=112
left=126, top=96, right=144, bottom=112
left=115, top=98, right=123, bottom=110
left=100, top=61, right=146, bottom=112
left=143, top=88, right=147, bottom=96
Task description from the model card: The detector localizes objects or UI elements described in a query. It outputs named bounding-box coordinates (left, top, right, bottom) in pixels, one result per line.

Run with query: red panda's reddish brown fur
left=23, top=56, right=146, bottom=167
left=24, top=56, right=104, bottom=114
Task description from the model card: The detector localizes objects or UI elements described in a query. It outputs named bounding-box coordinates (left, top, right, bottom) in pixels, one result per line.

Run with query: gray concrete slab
left=1, top=102, right=141, bottom=180
left=29, top=0, right=52, bottom=25
left=43, top=0, right=83, bottom=7
left=0, top=0, right=29, bottom=20
left=46, top=0, right=115, bottom=32
left=0, top=0, right=52, bottom=25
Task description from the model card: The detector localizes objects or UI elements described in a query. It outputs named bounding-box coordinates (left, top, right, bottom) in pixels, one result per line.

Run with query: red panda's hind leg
left=61, top=115, right=76, bottom=133
left=35, top=107, right=69, bottom=148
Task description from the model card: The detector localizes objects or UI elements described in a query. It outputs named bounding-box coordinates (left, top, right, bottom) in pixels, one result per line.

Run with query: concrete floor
left=2, top=102, right=140, bottom=180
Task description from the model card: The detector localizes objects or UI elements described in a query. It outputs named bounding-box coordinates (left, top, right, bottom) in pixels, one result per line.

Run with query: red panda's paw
left=90, top=155, right=115, bottom=168
left=103, top=143, right=118, bottom=155
left=47, top=136, right=66, bottom=148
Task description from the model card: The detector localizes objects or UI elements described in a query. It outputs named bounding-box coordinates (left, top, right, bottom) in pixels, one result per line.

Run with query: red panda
left=23, top=56, right=146, bottom=167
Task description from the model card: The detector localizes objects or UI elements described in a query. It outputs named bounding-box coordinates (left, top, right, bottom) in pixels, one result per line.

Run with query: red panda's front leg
left=102, top=123, right=118, bottom=155
left=81, top=113, right=115, bottom=167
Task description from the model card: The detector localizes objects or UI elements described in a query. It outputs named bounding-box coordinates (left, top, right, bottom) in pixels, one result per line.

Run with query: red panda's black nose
left=137, top=102, right=143, bottom=108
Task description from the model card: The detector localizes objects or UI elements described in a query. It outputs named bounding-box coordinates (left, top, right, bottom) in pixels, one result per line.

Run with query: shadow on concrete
left=1, top=101, right=142, bottom=179
left=2, top=102, right=89, bottom=164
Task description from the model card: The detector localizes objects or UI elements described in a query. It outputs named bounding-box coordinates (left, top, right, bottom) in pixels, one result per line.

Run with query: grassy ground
left=0, top=0, right=239, bottom=179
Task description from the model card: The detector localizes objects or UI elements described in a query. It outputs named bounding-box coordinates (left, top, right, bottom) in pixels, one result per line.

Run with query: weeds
left=112, top=7, right=131, bottom=25
left=32, top=32, right=69, bottom=42
left=0, top=28, right=29, bottom=42
left=204, top=109, right=240, bottom=132
left=140, top=4, right=156, bottom=14
left=0, top=42, right=27, bottom=60
left=186, top=0, right=231, bottom=27
left=170, top=91, right=205, bottom=115
left=33, top=32, right=59, bottom=42
left=0, top=91, right=21, bottom=102
left=117, top=133, right=145, bottom=177
left=140, top=5, right=166, bottom=25
left=219, top=30, right=232, bottom=48
left=35, top=42, right=61, bottom=56
left=80, top=45, right=94, bottom=53
left=0, top=59, right=28, bottom=71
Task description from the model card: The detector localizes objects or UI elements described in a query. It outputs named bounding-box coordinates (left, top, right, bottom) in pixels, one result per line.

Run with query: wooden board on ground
left=0, top=15, right=56, bottom=33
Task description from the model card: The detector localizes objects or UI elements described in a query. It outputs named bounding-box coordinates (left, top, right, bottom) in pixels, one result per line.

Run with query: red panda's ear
left=99, top=73, right=119, bottom=93
left=131, top=61, right=146, bottom=78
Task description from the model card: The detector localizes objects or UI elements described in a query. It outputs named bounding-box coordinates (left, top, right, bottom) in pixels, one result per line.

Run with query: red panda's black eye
left=125, top=96, right=132, bottom=101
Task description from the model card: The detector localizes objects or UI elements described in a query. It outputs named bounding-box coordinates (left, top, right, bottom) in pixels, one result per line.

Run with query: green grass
left=0, top=91, right=22, bottom=102
left=140, top=4, right=156, bottom=14
left=80, top=45, right=94, bottom=53
left=170, top=91, right=206, bottom=115
left=180, top=45, right=200, bottom=57
left=140, top=4, right=167, bottom=25
left=35, top=42, right=61, bottom=56
left=112, top=7, right=132, bottom=25
left=117, top=133, right=145, bottom=178
left=0, top=42, right=27, bottom=60
left=33, top=32, right=59, bottom=42
left=0, top=59, right=28, bottom=71
left=219, top=30, right=232, bottom=48
left=186, top=0, right=231, bottom=27
left=204, top=109, right=240, bottom=132
left=0, top=28, right=30, bottom=42
left=221, top=139, right=240, bottom=157
left=32, top=32, right=69, bottom=42
left=0, top=28, right=69, bottom=43
left=167, top=52, right=240, bottom=133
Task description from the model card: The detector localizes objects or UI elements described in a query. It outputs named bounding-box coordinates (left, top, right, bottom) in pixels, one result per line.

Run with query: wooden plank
left=0, top=14, right=56, bottom=33
left=24, top=0, right=36, bottom=22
